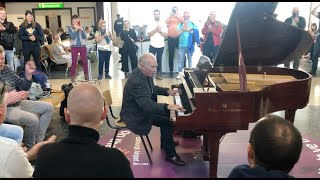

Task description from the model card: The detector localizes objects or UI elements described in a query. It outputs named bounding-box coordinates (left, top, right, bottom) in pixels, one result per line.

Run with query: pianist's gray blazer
left=120, top=68, right=170, bottom=135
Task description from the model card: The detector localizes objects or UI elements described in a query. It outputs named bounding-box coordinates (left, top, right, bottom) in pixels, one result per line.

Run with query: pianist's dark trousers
left=151, top=113, right=176, bottom=157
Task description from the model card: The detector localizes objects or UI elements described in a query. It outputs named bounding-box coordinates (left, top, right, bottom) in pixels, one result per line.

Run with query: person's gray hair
left=138, top=52, right=155, bottom=67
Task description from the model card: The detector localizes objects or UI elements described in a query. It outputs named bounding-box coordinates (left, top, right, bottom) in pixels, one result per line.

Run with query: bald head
left=67, top=84, right=105, bottom=127
left=138, top=53, right=157, bottom=77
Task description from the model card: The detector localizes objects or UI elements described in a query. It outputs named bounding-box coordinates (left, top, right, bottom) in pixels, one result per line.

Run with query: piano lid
left=214, top=2, right=313, bottom=67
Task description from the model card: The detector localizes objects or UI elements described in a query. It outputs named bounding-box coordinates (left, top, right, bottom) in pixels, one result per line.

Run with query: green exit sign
left=38, top=3, right=64, bottom=9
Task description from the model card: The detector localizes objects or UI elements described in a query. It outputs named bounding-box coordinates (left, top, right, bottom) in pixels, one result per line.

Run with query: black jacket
left=120, top=68, right=169, bottom=135
left=228, top=164, right=294, bottom=178
left=33, top=125, right=134, bottom=178
left=19, top=22, right=44, bottom=48
left=114, top=19, right=123, bottom=35
left=284, top=16, right=306, bottom=30
left=120, top=28, right=137, bottom=51
left=0, top=20, right=17, bottom=50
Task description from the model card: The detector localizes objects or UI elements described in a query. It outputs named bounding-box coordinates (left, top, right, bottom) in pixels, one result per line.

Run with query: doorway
left=33, top=8, right=72, bottom=33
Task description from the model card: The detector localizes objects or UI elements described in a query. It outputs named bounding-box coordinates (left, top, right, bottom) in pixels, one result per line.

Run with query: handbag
left=118, top=39, right=124, bottom=48
left=88, top=51, right=98, bottom=62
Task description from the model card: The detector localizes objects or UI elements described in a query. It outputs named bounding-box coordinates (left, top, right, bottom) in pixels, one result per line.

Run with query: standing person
left=165, top=6, right=183, bottom=73
left=0, top=7, right=17, bottom=71
left=33, top=84, right=134, bottom=178
left=305, top=23, right=318, bottom=59
left=120, top=52, right=187, bottom=166
left=120, top=20, right=138, bottom=76
left=201, top=11, right=222, bottom=63
left=114, top=14, right=123, bottom=37
left=310, top=4, right=320, bottom=75
left=19, top=10, right=44, bottom=71
left=95, top=20, right=113, bottom=80
left=227, top=115, right=302, bottom=178
left=284, top=7, right=306, bottom=69
left=147, top=9, right=168, bottom=80
left=68, top=14, right=88, bottom=82
left=176, top=11, right=200, bottom=80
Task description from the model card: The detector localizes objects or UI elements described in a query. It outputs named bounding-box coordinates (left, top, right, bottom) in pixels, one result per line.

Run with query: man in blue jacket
left=176, top=11, right=200, bottom=79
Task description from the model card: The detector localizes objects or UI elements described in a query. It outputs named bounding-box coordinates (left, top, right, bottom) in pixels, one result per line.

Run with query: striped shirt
left=0, top=66, right=32, bottom=106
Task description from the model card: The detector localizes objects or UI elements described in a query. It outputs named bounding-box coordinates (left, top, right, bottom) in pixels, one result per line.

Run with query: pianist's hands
left=167, top=104, right=186, bottom=112
left=167, top=89, right=179, bottom=96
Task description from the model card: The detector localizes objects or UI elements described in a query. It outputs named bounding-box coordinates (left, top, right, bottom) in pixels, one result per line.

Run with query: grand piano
left=171, top=2, right=313, bottom=178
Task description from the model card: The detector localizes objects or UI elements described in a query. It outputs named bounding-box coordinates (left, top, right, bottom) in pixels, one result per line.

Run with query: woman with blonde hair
left=50, top=33, right=72, bottom=68
left=120, top=20, right=138, bottom=76
left=95, top=20, right=113, bottom=79
left=19, top=10, right=44, bottom=71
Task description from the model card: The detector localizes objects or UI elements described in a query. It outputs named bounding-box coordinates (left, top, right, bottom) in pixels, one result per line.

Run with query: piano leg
left=207, top=131, right=230, bottom=178
left=202, top=135, right=210, bottom=161
left=285, top=109, right=296, bottom=123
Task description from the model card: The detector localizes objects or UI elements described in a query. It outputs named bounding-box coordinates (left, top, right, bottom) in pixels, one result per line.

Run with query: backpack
left=60, top=83, right=74, bottom=118
left=20, top=70, right=51, bottom=91
left=20, top=70, right=51, bottom=100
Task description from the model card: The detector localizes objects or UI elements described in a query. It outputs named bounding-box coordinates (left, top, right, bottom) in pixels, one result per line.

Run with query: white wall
left=117, top=2, right=317, bottom=32
left=5, top=2, right=96, bottom=28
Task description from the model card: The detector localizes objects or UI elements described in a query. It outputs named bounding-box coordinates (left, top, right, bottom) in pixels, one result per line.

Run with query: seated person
left=33, top=84, right=134, bottom=178
left=85, top=26, right=95, bottom=54
left=57, top=27, right=69, bottom=41
left=120, top=52, right=187, bottom=166
left=0, top=45, right=54, bottom=150
left=227, top=114, right=302, bottom=178
left=0, top=81, right=56, bottom=178
left=43, top=28, right=52, bottom=45
left=50, top=33, right=72, bottom=67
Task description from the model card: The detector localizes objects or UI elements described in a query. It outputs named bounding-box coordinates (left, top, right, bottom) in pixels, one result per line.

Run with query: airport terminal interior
left=0, top=1, right=320, bottom=178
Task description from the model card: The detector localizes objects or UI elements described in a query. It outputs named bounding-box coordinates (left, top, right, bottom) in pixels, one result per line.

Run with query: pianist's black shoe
left=166, top=155, right=187, bottom=166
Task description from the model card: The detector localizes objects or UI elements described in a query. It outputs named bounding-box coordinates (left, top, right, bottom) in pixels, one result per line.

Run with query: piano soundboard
left=207, top=73, right=297, bottom=91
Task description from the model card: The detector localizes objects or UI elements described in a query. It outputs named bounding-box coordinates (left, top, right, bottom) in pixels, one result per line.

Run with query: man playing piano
left=120, top=52, right=187, bottom=166
left=228, top=115, right=302, bottom=178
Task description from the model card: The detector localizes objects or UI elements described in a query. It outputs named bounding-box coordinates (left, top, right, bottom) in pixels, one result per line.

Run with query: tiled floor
left=45, top=48, right=320, bottom=177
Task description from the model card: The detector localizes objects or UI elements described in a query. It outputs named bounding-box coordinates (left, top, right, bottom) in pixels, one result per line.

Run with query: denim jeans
left=178, top=46, right=193, bottom=72
left=5, top=100, right=54, bottom=149
left=98, top=50, right=112, bottom=76
left=0, top=123, right=24, bottom=144
left=5, top=50, right=15, bottom=71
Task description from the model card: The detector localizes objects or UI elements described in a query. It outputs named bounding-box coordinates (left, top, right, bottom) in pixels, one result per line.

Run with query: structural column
left=111, top=2, right=119, bottom=36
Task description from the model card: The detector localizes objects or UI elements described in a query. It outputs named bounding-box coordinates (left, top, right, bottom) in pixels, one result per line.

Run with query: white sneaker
left=176, top=74, right=181, bottom=80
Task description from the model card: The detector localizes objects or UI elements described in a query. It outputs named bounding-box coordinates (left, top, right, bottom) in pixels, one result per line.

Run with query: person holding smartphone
left=284, top=7, right=306, bottom=70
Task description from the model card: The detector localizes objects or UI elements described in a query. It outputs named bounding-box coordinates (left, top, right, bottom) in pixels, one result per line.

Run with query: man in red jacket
left=201, top=11, right=222, bottom=63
